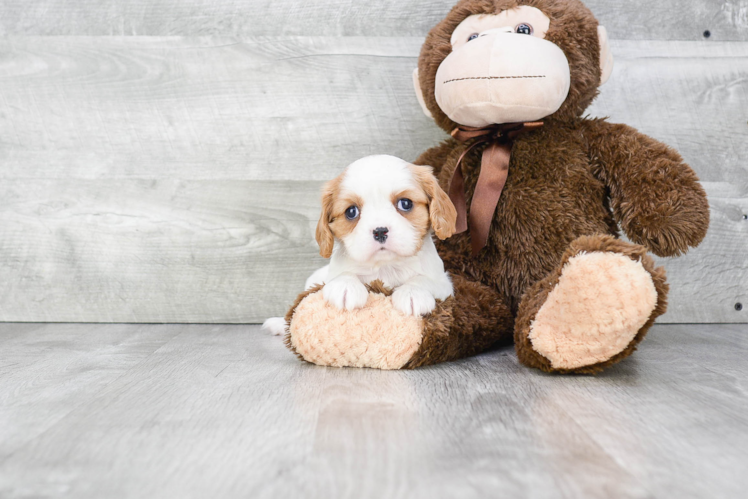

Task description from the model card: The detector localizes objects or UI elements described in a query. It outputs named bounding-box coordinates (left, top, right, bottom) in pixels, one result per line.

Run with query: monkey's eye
left=345, top=206, right=360, bottom=220
left=467, top=33, right=479, bottom=42
left=397, top=199, right=414, bottom=212
left=515, top=23, right=533, bottom=35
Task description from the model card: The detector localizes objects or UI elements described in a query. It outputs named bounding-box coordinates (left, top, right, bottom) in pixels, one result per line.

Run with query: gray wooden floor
left=1, top=323, right=747, bottom=498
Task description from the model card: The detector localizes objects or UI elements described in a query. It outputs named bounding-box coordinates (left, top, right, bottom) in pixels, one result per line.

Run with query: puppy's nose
left=373, top=227, right=389, bottom=243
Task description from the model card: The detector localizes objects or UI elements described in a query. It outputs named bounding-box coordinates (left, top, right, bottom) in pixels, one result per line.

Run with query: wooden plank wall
left=0, top=1, right=746, bottom=323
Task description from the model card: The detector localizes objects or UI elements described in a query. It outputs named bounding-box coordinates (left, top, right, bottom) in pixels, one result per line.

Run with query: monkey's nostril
left=373, top=227, right=389, bottom=243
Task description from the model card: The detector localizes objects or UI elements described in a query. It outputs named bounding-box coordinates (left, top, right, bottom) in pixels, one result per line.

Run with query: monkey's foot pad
left=284, top=282, right=451, bottom=370
left=528, top=251, right=659, bottom=370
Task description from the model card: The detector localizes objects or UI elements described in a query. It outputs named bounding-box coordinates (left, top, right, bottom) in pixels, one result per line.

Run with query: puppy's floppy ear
left=411, top=164, right=457, bottom=240
left=315, top=178, right=338, bottom=258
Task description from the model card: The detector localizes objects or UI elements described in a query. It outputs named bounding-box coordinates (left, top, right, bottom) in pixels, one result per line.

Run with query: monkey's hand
left=583, top=119, right=709, bottom=257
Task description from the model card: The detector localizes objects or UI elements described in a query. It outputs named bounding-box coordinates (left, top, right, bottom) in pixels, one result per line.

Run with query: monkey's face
left=435, top=6, right=570, bottom=127
left=415, top=0, right=613, bottom=130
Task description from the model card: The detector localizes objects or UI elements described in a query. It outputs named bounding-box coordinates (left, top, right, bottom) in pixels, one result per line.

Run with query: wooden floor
left=1, top=323, right=747, bottom=498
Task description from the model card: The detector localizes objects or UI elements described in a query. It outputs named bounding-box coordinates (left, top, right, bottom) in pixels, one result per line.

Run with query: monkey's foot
left=515, top=235, right=668, bottom=374
left=284, top=283, right=425, bottom=370
left=284, top=275, right=514, bottom=370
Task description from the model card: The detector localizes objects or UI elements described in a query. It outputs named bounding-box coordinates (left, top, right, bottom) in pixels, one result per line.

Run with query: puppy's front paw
left=392, top=285, right=436, bottom=316
left=323, top=278, right=369, bottom=311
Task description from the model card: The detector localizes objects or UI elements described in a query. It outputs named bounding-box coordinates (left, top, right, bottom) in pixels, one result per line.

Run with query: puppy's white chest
left=359, top=261, right=419, bottom=289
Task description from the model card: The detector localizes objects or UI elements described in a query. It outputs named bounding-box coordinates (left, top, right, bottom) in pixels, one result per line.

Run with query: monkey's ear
left=598, top=26, right=614, bottom=85
left=412, top=68, right=433, bottom=119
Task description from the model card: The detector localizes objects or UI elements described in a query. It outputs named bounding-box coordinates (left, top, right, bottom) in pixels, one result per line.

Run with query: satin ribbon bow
left=448, top=121, right=544, bottom=256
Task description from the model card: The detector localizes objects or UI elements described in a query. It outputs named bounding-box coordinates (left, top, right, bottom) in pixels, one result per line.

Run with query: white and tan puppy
left=263, top=155, right=457, bottom=335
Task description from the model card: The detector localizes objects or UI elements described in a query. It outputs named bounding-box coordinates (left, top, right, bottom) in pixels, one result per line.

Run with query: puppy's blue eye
left=467, top=33, right=479, bottom=42
left=397, top=199, right=413, bottom=212
left=345, top=206, right=359, bottom=220
left=515, top=23, right=533, bottom=35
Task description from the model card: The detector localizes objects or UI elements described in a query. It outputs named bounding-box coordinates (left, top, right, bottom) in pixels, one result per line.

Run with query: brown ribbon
left=448, top=122, right=544, bottom=256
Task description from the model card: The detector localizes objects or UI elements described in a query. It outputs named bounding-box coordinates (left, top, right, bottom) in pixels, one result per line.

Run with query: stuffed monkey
left=285, top=0, right=709, bottom=374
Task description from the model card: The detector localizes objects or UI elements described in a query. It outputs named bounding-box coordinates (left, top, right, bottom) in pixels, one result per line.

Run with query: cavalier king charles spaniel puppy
left=264, top=155, right=457, bottom=335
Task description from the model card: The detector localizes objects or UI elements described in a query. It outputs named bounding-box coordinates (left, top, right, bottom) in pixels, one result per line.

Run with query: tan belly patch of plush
left=528, top=251, right=658, bottom=370
left=288, top=290, right=424, bottom=370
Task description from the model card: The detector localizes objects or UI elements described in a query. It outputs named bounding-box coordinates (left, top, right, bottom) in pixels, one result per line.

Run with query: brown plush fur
left=286, top=0, right=709, bottom=374
left=409, top=0, right=708, bottom=373
left=283, top=283, right=324, bottom=360
left=403, top=273, right=515, bottom=368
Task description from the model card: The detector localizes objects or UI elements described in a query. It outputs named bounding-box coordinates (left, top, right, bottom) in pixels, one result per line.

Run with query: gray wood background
left=0, top=1, right=746, bottom=323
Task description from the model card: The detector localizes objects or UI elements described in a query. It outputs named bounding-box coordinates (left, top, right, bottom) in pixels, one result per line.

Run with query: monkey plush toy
left=284, top=0, right=710, bottom=374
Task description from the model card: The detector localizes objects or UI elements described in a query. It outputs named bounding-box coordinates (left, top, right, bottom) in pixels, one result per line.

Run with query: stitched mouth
left=443, top=75, right=546, bottom=84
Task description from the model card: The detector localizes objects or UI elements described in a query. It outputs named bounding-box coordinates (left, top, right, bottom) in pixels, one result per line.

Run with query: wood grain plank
left=0, top=323, right=746, bottom=497
left=0, top=36, right=435, bottom=182
left=0, top=179, right=744, bottom=323
left=0, top=38, right=745, bottom=185
left=0, top=37, right=745, bottom=322
left=588, top=40, right=748, bottom=185
left=0, top=180, right=327, bottom=323
left=1, top=0, right=746, bottom=41
left=0, top=324, right=327, bottom=498
left=0, top=323, right=181, bottom=458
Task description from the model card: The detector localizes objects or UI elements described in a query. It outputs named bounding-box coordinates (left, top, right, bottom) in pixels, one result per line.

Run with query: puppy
left=263, top=155, right=457, bottom=335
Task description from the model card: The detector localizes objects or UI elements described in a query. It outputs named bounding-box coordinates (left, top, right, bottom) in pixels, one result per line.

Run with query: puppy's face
left=316, top=155, right=457, bottom=263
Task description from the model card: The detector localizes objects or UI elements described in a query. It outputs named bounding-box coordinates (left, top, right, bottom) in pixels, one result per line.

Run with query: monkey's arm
left=582, top=119, right=709, bottom=257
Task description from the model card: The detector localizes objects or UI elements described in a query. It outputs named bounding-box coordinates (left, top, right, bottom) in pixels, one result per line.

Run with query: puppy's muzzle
left=373, top=227, right=389, bottom=243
